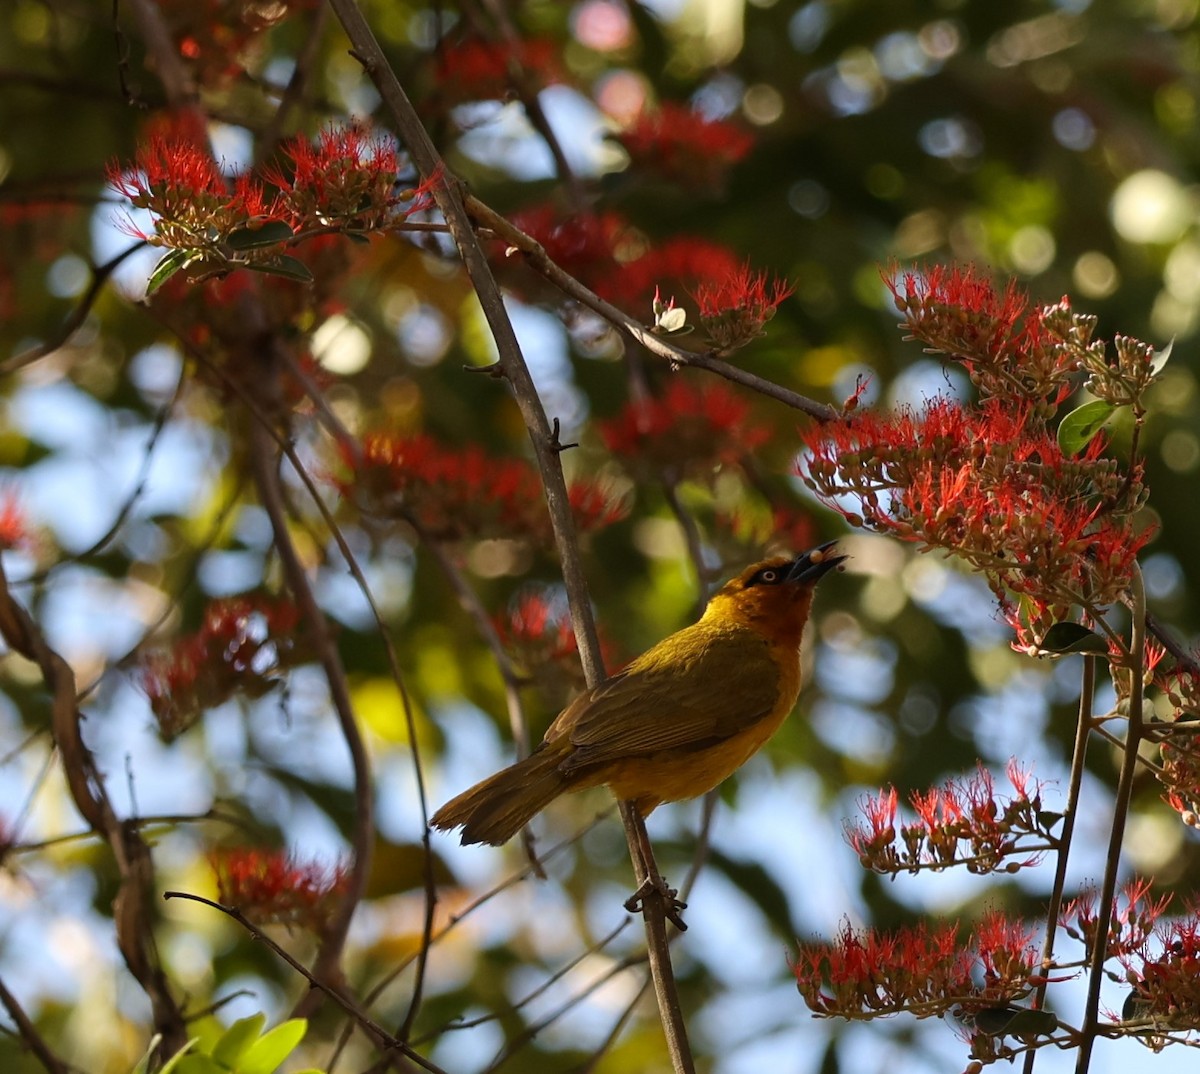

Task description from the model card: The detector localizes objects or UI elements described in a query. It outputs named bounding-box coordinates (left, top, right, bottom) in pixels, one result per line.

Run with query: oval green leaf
left=245, top=256, right=314, bottom=283
left=146, top=249, right=191, bottom=296
left=226, top=220, right=295, bottom=250
left=1057, top=400, right=1116, bottom=456
left=1151, top=338, right=1173, bottom=375
left=237, top=1019, right=307, bottom=1074
left=1037, top=622, right=1109, bottom=655
left=972, top=1004, right=1056, bottom=1036
left=212, top=1014, right=266, bottom=1066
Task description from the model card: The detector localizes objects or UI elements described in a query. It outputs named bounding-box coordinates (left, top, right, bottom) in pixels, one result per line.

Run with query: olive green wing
left=550, top=624, right=782, bottom=774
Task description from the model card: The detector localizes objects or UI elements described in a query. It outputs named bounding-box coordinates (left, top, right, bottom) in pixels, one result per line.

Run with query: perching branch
left=324, top=3, right=696, bottom=1069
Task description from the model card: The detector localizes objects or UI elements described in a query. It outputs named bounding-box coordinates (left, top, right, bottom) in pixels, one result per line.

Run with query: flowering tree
left=3, top=3, right=1200, bottom=1074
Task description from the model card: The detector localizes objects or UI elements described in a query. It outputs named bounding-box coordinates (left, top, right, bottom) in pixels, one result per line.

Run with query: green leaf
left=1037, top=622, right=1109, bottom=656
left=173, top=1054, right=224, bottom=1074
left=1057, top=400, right=1116, bottom=456
left=146, top=249, right=192, bottom=296
left=131, top=1034, right=162, bottom=1074
left=153, top=1038, right=199, bottom=1074
left=973, top=1005, right=1057, bottom=1036
left=1036, top=810, right=1064, bottom=831
left=226, top=220, right=295, bottom=250
left=1151, top=338, right=1173, bottom=374
left=212, top=1015, right=266, bottom=1067
left=237, top=1019, right=307, bottom=1074
left=244, top=256, right=314, bottom=283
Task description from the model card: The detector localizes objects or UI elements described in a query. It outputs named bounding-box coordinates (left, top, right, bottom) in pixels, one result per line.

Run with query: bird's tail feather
left=430, top=748, right=568, bottom=846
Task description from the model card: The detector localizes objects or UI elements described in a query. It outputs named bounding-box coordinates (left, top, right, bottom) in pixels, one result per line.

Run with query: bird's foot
left=625, top=876, right=688, bottom=931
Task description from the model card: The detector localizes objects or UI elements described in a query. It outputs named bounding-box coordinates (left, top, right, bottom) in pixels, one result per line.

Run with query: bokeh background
left=2, top=0, right=1200, bottom=1071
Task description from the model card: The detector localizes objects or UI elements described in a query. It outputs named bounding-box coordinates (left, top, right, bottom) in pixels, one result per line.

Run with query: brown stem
left=0, top=976, right=73, bottom=1074
left=1075, top=567, right=1145, bottom=1074
left=0, top=560, right=188, bottom=1053
left=1022, top=654, right=1095, bottom=1074
left=246, top=418, right=375, bottom=1013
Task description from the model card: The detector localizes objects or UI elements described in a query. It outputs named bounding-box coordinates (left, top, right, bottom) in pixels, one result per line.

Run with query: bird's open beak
left=786, top=540, right=847, bottom=584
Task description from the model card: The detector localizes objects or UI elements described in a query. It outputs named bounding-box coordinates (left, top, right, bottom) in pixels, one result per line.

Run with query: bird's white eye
left=759, top=569, right=778, bottom=584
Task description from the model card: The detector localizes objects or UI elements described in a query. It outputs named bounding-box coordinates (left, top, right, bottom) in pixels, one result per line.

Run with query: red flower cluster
left=109, top=124, right=438, bottom=283
left=1160, top=728, right=1200, bottom=827
left=507, top=205, right=742, bottom=313
left=351, top=433, right=625, bottom=544
left=601, top=379, right=768, bottom=480
left=432, top=37, right=562, bottom=108
left=263, top=124, right=436, bottom=234
left=141, top=594, right=304, bottom=740
left=211, top=847, right=348, bottom=933
left=799, top=394, right=1151, bottom=643
left=794, top=911, right=1039, bottom=1022
left=845, top=762, right=1054, bottom=876
left=693, top=264, right=793, bottom=351
left=613, top=102, right=754, bottom=192
left=1060, top=878, right=1171, bottom=961
left=1121, top=908, right=1200, bottom=1031
left=887, top=265, right=1163, bottom=416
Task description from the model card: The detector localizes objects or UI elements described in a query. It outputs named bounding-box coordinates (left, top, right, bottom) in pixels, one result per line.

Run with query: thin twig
left=414, top=920, right=631, bottom=1045
left=246, top=416, right=375, bottom=1013
left=256, top=3, right=331, bottom=160
left=3, top=244, right=145, bottom=374
left=0, top=976, right=73, bottom=1074
left=1023, top=654, right=1096, bottom=1074
left=465, top=195, right=839, bottom=424
left=0, top=559, right=189, bottom=1053
left=161, top=890, right=449, bottom=1074
left=1075, top=568, right=1146, bottom=1074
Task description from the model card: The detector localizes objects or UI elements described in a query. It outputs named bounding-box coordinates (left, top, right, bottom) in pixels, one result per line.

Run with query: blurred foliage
left=1, top=1, right=1200, bottom=1073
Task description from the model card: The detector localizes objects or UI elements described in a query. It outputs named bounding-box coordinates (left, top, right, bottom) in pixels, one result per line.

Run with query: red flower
left=1121, top=903, right=1200, bottom=1028
left=140, top=594, right=304, bottom=740
left=845, top=787, right=898, bottom=866
left=615, top=236, right=743, bottom=312
left=1060, top=878, right=1172, bottom=960
left=211, top=847, right=348, bottom=932
left=432, top=37, right=562, bottom=107
left=614, top=102, right=754, bottom=191
left=799, top=395, right=1152, bottom=636
left=107, top=136, right=231, bottom=245
left=264, top=123, right=436, bottom=234
left=692, top=263, right=793, bottom=350
left=795, top=914, right=1037, bottom=1021
left=601, top=379, right=769, bottom=478
left=507, top=205, right=629, bottom=296
left=0, top=492, right=27, bottom=551
left=847, top=763, right=1051, bottom=876
left=350, top=433, right=624, bottom=544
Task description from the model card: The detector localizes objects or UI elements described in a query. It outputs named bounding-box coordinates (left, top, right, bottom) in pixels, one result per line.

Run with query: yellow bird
left=431, top=542, right=845, bottom=845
